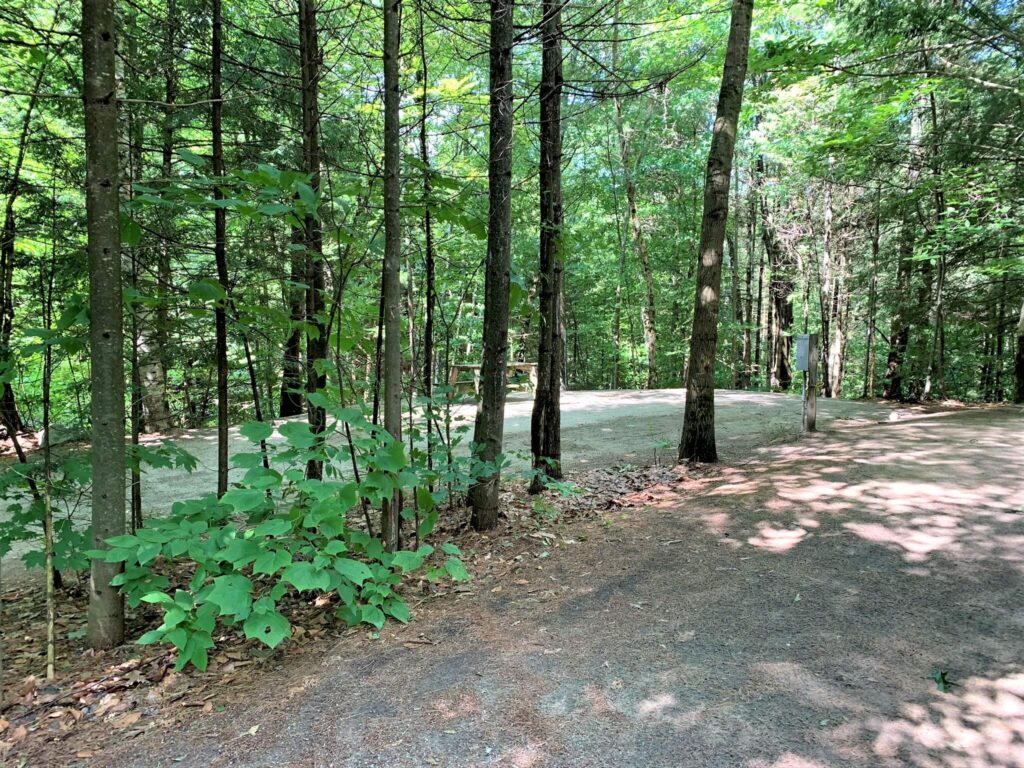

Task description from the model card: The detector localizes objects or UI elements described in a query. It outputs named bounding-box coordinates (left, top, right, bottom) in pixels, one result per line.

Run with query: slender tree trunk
left=126, top=102, right=144, bottom=529
left=39, top=257, right=56, bottom=678
left=299, top=0, right=327, bottom=478
left=380, top=0, right=403, bottom=548
left=727, top=229, right=741, bottom=387
left=994, top=274, right=1007, bottom=401
left=884, top=222, right=913, bottom=400
left=1014, top=296, right=1024, bottom=404
left=607, top=130, right=626, bottom=389
left=132, top=0, right=176, bottom=434
left=863, top=187, right=880, bottom=398
left=83, top=0, right=125, bottom=649
left=279, top=228, right=306, bottom=416
left=753, top=241, right=764, bottom=384
left=826, top=208, right=848, bottom=399
left=678, top=0, right=754, bottom=463
left=418, top=0, right=436, bottom=473
left=0, top=59, right=48, bottom=436
left=211, top=0, right=230, bottom=497
left=759, top=174, right=793, bottom=391
left=740, top=176, right=755, bottom=389
left=613, top=102, right=657, bottom=388
left=529, top=0, right=563, bottom=492
left=469, top=0, right=514, bottom=529
left=819, top=182, right=834, bottom=395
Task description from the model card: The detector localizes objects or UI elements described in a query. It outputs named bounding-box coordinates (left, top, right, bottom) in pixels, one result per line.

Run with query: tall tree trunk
left=819, top=182, right=834, bottom=395
left=827, top=239, right=847, bottom=397
left=884, top=221, right=913, bottom=400
left=469, top=0, right=514, bottom=530
left=212, top=0, right=230, bottom=498
left=611, top=27, right=656, bottom=388
left=678, top=0, right=754, bottom=463
left=279, top=228, right=306, bottom=416
left=529, top=0, right=563, bottom=493
left=727, top=229, right=741, bottom=387
left=381, top=0, right=403, bottom=548
left=753, top=239, right=764, bottom=385
left=1014, top=296, right=1024, bottom=404
left=613, top=106, right=657, bottom=388
left=740, top=173, right=755, bottom=389
left=0, top=58, right=48, bottom=436
left=299, top=0, right=327, bottom=478
left=136, top=0, right=176, bottom=434
left=762, top=193, right=792, bottom=391
left=83, top=0, right=125, bottom=649
left=862, top=187, right=880, bottom=398
left=418, top=0, right=436, bottom=470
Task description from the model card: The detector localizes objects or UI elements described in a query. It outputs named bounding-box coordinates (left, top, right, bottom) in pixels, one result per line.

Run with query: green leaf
left=296, top=181, right=318, bottom=210
left=253, top=548, right=291, bottom=575
left=243, top=610, right=291, bottom=648
left=279, top=420, right=316, bottom=449
left=360, top=603, right=385, bottom=629
left=441, top=542, right=462, bottom=556
left=140, top=591, right=173, bottom=605
left=253, top=518, right=292, bottom=537
left=240, top=421, right=273, bottom=442
left=444, top=557, right=470, bottom=582
left=384, top=598, right=410, bottom=623
left=137, top=629, right=165, bottom=645
left=178, top=148, right=208, bottom=167
left=281, top=561, right=331, bottom=592
left=217, top=537, right=261, bottom=567
left=121, top=217, right=142, bottom=247
left=136, top=541, right=162, bottom=565
left=389, top=550, right=425, bottom=573
left=221, top=488, right=267, bottom=513
left=334, top=557, right=373, bottom=586
left=206, top=574, right=253, bottom=618
left=188, top=278, right=227, bottom=303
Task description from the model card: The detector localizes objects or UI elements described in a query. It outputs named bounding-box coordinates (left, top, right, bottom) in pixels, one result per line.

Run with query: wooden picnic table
left=448, top=362, right=538, bottom=394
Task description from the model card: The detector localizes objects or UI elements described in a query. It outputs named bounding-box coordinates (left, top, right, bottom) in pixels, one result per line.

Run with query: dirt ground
left=1, top=389, right=895, bottom=585
left=90, top=403, right=1024, bottom=768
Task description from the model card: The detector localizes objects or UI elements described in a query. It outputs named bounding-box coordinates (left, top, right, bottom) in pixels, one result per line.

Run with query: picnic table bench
left=448, top=362, right=538, bottom=394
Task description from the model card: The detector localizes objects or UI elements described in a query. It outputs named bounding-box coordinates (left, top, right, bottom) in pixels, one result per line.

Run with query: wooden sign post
left=796, top=333, right=818, bottom=432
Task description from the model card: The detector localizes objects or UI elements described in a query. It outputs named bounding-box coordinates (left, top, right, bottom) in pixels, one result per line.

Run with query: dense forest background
left=2, top=0, right=1021, bottom=441
left=0, top=0, right=1022, bottom=661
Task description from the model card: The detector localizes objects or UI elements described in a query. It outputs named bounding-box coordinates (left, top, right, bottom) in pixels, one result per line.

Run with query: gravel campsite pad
left=86, top=404, right=1024, bottom=768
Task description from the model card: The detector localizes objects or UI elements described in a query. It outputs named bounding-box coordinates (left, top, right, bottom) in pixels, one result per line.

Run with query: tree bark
left=299, top=0, right=327, bottom=479
left=0, top=57, right=48, bottom=436
left=212, top=0, right=229, bottom=498
left=136, top=0, right=176, bottom=434
left=1014, top=296, right=1024, bottom=404
left=761, top=180, right=793, bottom=391
left=279, top=228, right=306, bottom=416
left=83, top=0, right=125, bottom=649
left=418, top=0, right=436, bottom=463
left=381, top=0, right=403, bottom=548
left=678, top=0, right=754, bottom=463
left=469, top=0, right=514, bottom=529
left=613, top=92, right=657, bottom=388
left=529, top=0, right=563, bottom=493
